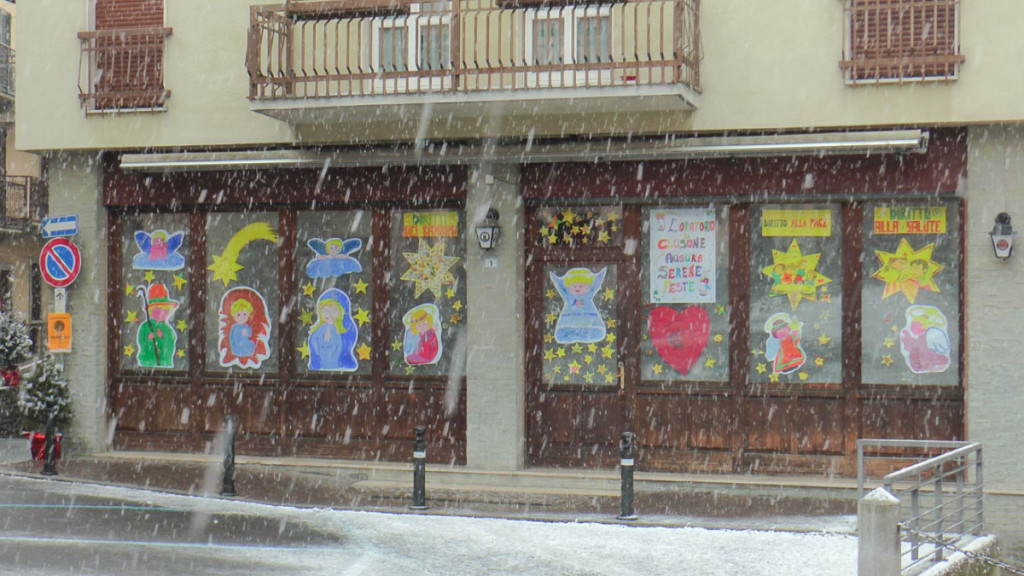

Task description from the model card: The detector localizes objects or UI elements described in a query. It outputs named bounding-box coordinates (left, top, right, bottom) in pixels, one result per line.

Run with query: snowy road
left=0, top=475, right=857, bottom=575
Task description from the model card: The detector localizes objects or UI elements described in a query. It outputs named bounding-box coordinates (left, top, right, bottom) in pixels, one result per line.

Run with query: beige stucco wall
left=15, top=0, right=1024, bottom=152
left=965, top=125, right=1024, bottom=494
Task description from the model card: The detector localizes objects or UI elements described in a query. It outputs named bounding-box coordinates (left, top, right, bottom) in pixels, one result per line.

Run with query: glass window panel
left=295, top=210, right=374, bottom=377
left=641, top=207, right=730, bottom=383
left=535, top=206, right=623, bottom=247
left=419, top=23, right=450, bottom=70
left=381, top=26, right=408, bottom=72
left=118, top=213, right=190, bottom=372
left=861, top=202, right=960, bottom=386
left=534, top=18, right=563, bottom=66
left=748, top=204, right=842, bottom=385
left=576, top=16, right=610, bottom=63
left=388, top=210, right=466, bottom=377
left=543, top=263, right=619, bottom=386
left=204, top=212, right=280, bottom=374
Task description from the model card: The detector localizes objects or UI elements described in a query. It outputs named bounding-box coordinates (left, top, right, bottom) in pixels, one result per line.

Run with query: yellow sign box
left=47, top=313, right=72, bottom=353
left=403, top=212, right=459, bottom=238
left=874, top=206, right=946, bottom=235
left=762, top=209, right=832, bottom=237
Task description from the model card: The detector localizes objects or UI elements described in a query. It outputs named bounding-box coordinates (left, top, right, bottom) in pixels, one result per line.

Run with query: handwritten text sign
left=650, top=209, right=716, bottom=304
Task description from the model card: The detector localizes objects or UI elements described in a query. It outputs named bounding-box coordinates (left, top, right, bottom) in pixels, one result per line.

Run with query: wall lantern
left=990, top=212, right=1015, bottom=260
left=474, top=208, right=501, bottom=251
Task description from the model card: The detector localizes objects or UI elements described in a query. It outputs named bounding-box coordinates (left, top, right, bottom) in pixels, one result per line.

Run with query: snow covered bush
left=19, top=354, right=73, bottom=431
left=0, top=309, right=33, bottom=371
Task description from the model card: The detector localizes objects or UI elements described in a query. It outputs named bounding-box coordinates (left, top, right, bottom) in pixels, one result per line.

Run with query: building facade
left=14, top=0, right=1024, bottom=515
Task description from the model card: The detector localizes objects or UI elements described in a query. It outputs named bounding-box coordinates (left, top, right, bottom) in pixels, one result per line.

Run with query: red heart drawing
left=649, top=306, right=711, bottom=376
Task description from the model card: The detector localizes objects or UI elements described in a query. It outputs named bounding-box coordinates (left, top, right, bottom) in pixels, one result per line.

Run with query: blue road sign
left=41, top=215, right=79, bottom=238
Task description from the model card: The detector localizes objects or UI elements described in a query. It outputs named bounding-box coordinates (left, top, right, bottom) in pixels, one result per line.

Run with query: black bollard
left=617, top=431, right=637, bottom=520
left=410, top=425, right=428, bottom=510
left=221, top=415, right=237, bottom=497
left=41, top=414, right=58, bottom=476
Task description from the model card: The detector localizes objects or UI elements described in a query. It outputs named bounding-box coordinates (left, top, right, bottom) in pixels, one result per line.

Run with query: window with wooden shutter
left=840, top=0, right=964, bottom=84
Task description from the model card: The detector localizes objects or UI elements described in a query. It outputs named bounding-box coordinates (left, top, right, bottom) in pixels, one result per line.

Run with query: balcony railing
left=78, top=27, right=172, bottom=112
left=247, top=0, right=701, bottom=101
left=0, top=44, right=13, bottom=101
left=0, top=177, right=48, bottom=232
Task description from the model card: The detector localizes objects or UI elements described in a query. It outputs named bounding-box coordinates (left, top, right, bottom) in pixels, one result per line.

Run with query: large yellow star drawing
left=208, top=222, right=279, bottom=287
left=353, top=308, right=371, bottom=327
left=761, top=239, right=832, bottom=310
left=401, top=239, right=459, bottom=298
left=356, top=343, right=372, bottom=360
left=872, top=238, right=943, bottom=304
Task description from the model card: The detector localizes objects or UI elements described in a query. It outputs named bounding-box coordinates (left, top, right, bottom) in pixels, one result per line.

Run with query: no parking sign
left=39, top=238, right=82, bottom=288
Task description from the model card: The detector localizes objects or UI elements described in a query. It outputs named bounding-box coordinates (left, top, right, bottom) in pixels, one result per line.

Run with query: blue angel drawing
left=305, top=237, right=363, bottom=279
left=132, top=229, right=186, bottom=271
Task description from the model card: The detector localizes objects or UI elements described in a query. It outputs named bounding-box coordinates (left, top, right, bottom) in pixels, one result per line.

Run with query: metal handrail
left=77, top=27, right=173, bottom=111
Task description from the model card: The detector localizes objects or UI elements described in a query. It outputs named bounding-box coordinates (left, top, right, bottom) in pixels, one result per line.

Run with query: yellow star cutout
left=544, top=349, right=556, bottom=361
left=605, top=211, right=618, bottom=222
left=769, top=372, right=781, bottom=383
left=872, top=238, right=944, bottom=304
left=546, top=312, right=559, bottom=325
left=406, top=365, right=415, bottom=375
left=755, top=363, right=768, bottom=374
left=401, top=240, right=460, bottom=299
left=652, top=364, right=663, bottom=375
left=583, top=372, right=595, bottom=384
left=353, top=308, right=371, bottom=327
left=601, top=345, right=615, bottom=359
left=556, top=348, right=566, bottom=358
left=546, top=289, right=556, bottom=299
left=603, top=288, right=615, bottom=301
left=302, top=282, right=316, bottom=297
left=606, top=318, right=617, bottom=329
left=568, top=360, right=582, bottom=375
left=562, top=208, right=577, bottom=224
left=125, top=283, right=134, bottom=297
left=598, top=231, right=611, bottom=244
left=713, top=334, right=724, bottom=343
left=564, top=373, right=571, bottom=382
left=124, top=344, right=135, bottom=356
left=176, top=320, right=187, bottom=332
left=798, top=371, right=809, bottom=381
left=604, top=372, right=616, bottom=384
left=881, top=355, right=894, bottom=366
left=588, top=343, right=598, bottom=353
left=761, top=239, right=832, bottom=310
left=452, top=300, right=463, bottom=312
left=176, top=349, right=185, bottom=358
left=705, top=357, right=716, bottom=368
left=552, top=365, right=562, bottom=374
left=814, top=357, right=825, bottom=367
left=297, top=343, right=310, bottom=360
left=143, top=271, right=155, bottom=283
left=173, top=274, right=187, bottom=291
left=606, top=332, right=616, bottom=343
left=544, top=333, right=554, bottom=343
left=445, top=287, right=455, bottom=299
left=125, top=310, right=139, bottom=323
left=299, top=310, right=314, bottom=326
left=883, top=337, right=895, bottom=349
left=597, top=364, right=608, bottom=374
left=356, top=343, right=372, bottom=360
left=392, top=338, right=403, bottom=351
left=547, top=233, right=559, bottom=245
left=571, top=343, right=583, bottom=354
left=818, top=334, right=832, bottom=346
left=450, top=313, right=462, bottom=325
left=353, top=279, right=369, bottom=294
left=584, top=354, right=594, bottom=364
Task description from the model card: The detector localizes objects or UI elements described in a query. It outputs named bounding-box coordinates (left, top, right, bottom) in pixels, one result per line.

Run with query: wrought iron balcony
left=78, top=27, right=172, bottom=112
left=0, top=44, right=13, bottom=102
left=0, top=177, right=48, bottom=233
left=247, top=0, right=701, bottom=123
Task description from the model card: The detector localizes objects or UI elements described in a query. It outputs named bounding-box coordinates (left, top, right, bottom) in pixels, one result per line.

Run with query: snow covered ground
left=1, top=475, right=859, bottom=576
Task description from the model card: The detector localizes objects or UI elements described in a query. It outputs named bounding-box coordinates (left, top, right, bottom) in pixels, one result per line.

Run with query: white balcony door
left=525, top=5, right=612, bottom=88
left=371, top=3, right=452, bottom=94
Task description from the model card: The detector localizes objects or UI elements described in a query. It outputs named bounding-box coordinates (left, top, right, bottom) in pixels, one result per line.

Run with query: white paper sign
left=649, top=209, right=716, bottom=303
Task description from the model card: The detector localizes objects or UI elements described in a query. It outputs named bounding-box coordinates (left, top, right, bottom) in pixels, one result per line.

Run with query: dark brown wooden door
left=525, top=207, right=640, bottom=468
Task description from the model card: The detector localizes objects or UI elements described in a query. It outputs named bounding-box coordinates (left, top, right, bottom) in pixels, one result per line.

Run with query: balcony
left=246, top=0, right=701, bottom=126
left=78, top=27, right=172, bottom=112
left=0, top=177, right=48, bottom=233
left=0, top=43, right=13, bottom=103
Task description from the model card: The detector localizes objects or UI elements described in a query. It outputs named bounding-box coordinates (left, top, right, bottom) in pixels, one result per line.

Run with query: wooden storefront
left=523, top=128, right=968, bottom=476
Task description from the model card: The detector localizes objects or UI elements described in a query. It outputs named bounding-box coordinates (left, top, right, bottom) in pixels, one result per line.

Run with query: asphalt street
left=0, top=475, right=350, bottom=575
